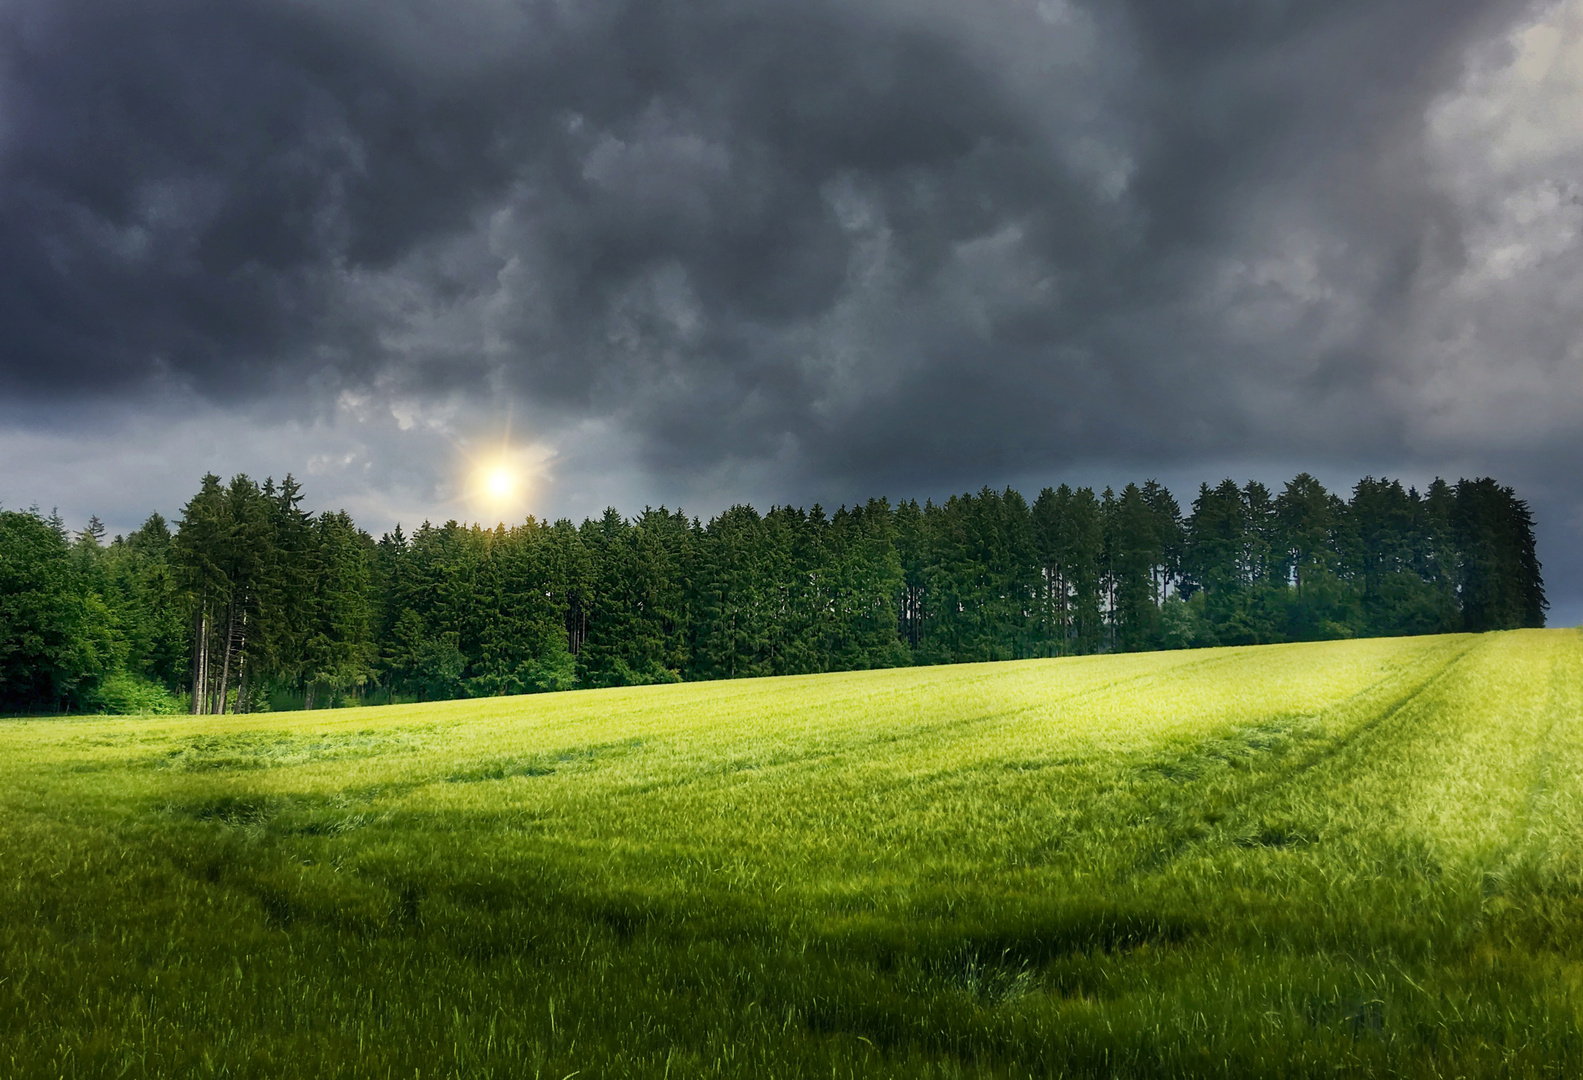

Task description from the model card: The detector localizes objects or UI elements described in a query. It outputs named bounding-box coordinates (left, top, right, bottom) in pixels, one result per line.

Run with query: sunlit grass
left=3, top=631, right=1581, bottom=1077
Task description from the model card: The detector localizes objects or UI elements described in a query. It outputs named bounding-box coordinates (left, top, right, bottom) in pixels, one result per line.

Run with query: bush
left=89, top=671, right=181, bottom=715
left=1160, top=595, right=1217, bottom=650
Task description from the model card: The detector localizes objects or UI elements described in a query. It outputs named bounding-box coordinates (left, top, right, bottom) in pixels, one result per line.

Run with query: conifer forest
left=0, top=472, right=1546, bottom=715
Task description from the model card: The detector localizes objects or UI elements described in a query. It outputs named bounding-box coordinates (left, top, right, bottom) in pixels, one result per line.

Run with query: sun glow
left=483, top=465, right=517, bottom=501
left=455, top=408, right=553, bottom=523
left=471, top=459, right=525, bottom=515
left=461, top=438, right=553, bottom=523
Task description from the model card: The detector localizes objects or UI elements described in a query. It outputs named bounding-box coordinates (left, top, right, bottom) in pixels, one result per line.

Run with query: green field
left=3, top=631, right=1582, bottom=1078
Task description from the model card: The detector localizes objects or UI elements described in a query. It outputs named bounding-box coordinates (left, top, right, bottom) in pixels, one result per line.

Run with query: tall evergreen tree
left=1453, top=479, right=1546, bottom=631
left=1107, top=482, right=1175, bottom=651
left=1347, top=478, right=1455, bottom=636
left=893, top=499, right=930, bottom=655
left=579, top=508, right=689, bottom=687
left=921, top=488, right=1039, bottom=662
left=172, top=474, right=230, bottom=713
left=828, top=499, right=909, bottom=670
left=0, top=509, right=115, bottom=712
left=102, top=514, right=188, bottom=689
left=264, top=475, right=315, bottom=697
left=1142, top=481, right=1184, bottom=606
left=1274, top=474, right=1357, bottom=640
left=691, top=505, right=775, bottom=679
left=302, top=510, right=377, bottom=708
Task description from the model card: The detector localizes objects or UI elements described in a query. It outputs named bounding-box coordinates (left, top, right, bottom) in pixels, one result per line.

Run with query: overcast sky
left=2, top=0, right=1580, bottom=622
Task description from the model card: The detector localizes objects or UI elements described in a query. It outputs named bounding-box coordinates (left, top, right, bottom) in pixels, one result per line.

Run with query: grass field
left=3, top=630, right=1582, bottom=1078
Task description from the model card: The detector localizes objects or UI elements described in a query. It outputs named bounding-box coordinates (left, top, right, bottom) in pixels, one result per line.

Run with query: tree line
left=0, top=471, right=1546, bottom=714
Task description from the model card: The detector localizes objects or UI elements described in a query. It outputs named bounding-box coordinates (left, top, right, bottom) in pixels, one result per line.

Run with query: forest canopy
left=0, top=472, right=1546, bottom=714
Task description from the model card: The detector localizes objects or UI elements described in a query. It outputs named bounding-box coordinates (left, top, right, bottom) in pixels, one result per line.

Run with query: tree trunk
left=190, top=605, right=208, bottom=715
left=234, top=610, right=250, bottom=714
left=1058, top=568, right=1069, bottom=657
left=215, top=599, right=235, bottom=715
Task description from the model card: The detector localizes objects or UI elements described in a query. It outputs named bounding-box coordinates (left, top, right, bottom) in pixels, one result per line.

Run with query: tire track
left=1114, top=636, right=1483, bottom=880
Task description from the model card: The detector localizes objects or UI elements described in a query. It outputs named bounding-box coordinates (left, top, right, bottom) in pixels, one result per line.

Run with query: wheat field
left=2, top=630, right=1580, bottom=1077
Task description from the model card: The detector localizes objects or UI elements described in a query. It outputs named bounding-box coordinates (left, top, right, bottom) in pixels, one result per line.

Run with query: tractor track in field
left=1116, top=637, right=1483, bottom=880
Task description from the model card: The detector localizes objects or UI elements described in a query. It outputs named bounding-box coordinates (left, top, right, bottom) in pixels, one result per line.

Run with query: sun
left=460, top=433, right=552, bottom=522
left=483, top=465, right=516, bottom=502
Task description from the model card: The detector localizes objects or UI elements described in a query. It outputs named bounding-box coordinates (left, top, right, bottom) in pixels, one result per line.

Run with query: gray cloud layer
left=2, top=0, right=1581, bottom=616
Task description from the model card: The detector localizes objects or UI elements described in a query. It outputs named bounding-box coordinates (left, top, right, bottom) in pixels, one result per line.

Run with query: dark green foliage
left=1452, top=478, right=1547, bottom=631
left=1347, top=477, right=1458, bottom=637
left=894, top=499, right=930, bottom=653
left=1183, top=481, right=1288, bottom=645
left=578, top=508, right=691, bottom=687
left=1274, top=474, right=1358, bottom=641
left=1106, top=482, right=1180, bottom=652
left=824, top=500, right=911, bottom=671
left=166, top=474, right=382, bottom=714
left=1183, top=481, right=1253, bottom=643
left=0, top=509, right=115, bottom=711
left=380, top=518, right=576, bottom=701
left=915, top=487, right=1040, bottom=663
left=111, top=514, right=190, bottom=687
left=690, top=505, right=776, bottom=679
left=301, top=511, right=377, bottom=707
left=1032, top=484, right=1104, bottom=655
left=0, top=467, right=1549, bottom=712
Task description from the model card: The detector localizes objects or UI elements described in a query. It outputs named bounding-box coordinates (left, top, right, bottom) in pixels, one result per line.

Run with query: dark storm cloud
left=0, top=0, right=559, bottom=398
left=2, top=1, right=1017, bottom=403
left=0, top=0, right=1485, bottom=410
left=3, top=0, right=1581, bottom=614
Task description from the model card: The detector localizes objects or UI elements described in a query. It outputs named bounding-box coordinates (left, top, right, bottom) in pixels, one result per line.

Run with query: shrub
left=89, top=671, right=181, bottom=715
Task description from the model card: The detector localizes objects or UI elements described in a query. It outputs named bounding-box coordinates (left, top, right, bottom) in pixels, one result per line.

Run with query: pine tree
left=1347, top=478, right=1454, bottom=636
left=102, top=514, right=188, bottom=690
left=828, top=499, right=908, bottom=670
left=893, top=499, right=930, bottom=656
left=264, top=475, right=315, bottom=699
left=172, top=475, right=229, bottom=713
left=0, top=509, right=115, bottom=712
left=1274, top=473, right=1357, bottom=640
left=691, top=505, right=774, bottom=679
left=1141, top=481, right=1184, bottom=608
left=1453, top=479, right=1547, bottom=631
left=1108, top=483, right=1171, bottom=651
left=1182, top=480, right=1246, bottom=644
left=302, top=511, right=376, bottom=708
left=579, top=508, right=687, bottom=688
